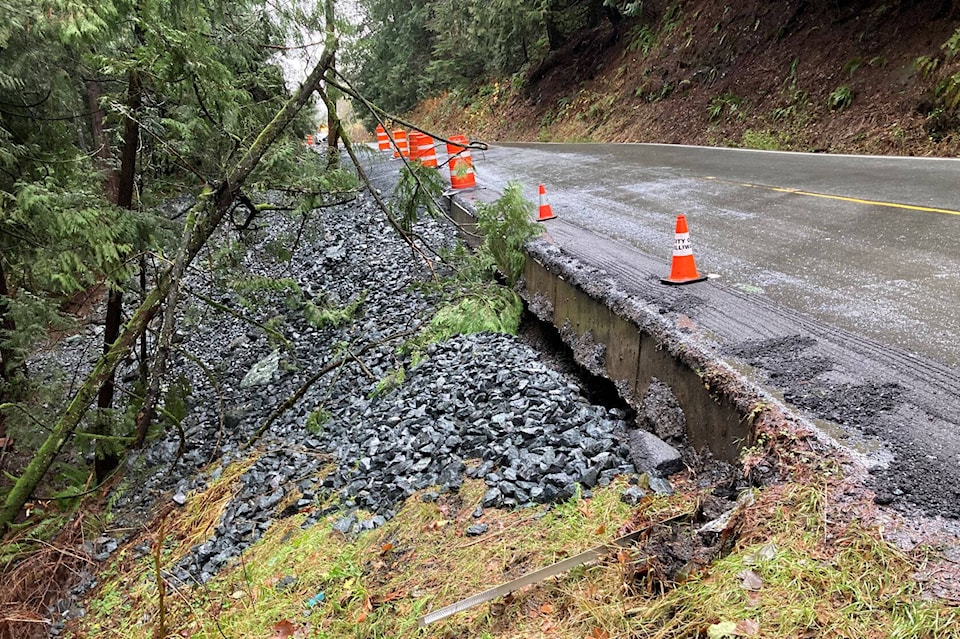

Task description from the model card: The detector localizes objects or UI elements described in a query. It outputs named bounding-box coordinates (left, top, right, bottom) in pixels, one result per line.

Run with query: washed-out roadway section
left=446, top=142, right=960, bottom=518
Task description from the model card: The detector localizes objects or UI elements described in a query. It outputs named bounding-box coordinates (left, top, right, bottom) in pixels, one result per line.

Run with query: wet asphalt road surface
left=472, top=143, right=960, bottom=367
left=446, top=142, right=960, bottom=518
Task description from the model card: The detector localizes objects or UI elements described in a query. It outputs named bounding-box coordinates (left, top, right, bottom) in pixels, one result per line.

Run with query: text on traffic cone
left=661, top=214, right=707, bottom=285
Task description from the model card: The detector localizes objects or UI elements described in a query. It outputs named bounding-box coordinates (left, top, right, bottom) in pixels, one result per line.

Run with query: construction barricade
left=446, top=135, right=476, bottom=189
left=392, top=130, right=409, bottom=159
left=376, top=125, right=391, bottom=152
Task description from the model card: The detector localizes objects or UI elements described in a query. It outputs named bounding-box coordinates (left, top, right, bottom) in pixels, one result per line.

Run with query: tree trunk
left=85, top=79, right=118, bottom=203
left=0, top=255, right=17, bottom=442
left=0, top=255, right=21, bottom=386
left=0, top=43, right=338, bottom=537
left=326, top=94, right=340, bottom=170
left=325, top=0, right=341, bottom=170
left=133, top=41, right=339, bottom=446
left=545, top=12, right=565, bottom=50
left=94, top=68, right=142, bottom=482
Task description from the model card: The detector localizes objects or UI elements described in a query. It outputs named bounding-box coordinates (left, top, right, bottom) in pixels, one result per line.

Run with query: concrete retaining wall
left=447, top=193, right=753, bottom=463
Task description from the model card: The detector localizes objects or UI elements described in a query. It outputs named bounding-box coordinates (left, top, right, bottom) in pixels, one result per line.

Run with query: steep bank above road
left=408, top=0, right=960, bottom=156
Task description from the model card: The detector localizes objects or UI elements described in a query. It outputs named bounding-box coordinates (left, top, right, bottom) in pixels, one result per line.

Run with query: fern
left=937, top=72, right=960, bottom=111
left=229, top=275, right=303, bottom=311
left=427, top=287, right=523, bottom=339
left=943, top=26, right=960, bottom=60
left=369, top=366, right=407, bottom=399
left=475, top=181, right=542, bottom=287
left=304, top=290, right=368, bottom=329
left=915, top=55, right=940, bottom=80
left=391, top=161, right=447, bottom=232
left=305, top=407, right=331, bottom=434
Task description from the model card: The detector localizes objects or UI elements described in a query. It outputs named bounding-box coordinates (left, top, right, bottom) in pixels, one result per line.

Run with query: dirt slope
left=412, top=0, right=960, bottom=156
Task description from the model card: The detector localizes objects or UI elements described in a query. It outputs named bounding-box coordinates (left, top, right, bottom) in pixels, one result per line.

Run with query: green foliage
left=627, top=2, right=682, bottom=53
left=161, top=374, right=191, bottom=431
left=369, top=366, right=406, bottom=399
left=348, top=0, right=550, bottom=124
left=916, top=27, right=960, bottom=116
left=230, top=275, right=303, bottom=311
left=628, top=24, right=657, bottom=54
left=211, top=238, right=247, bottom=272
left=708, top=93, right=744, bottom=122
left=423, top=288, right=523, bottom=343
left=304, top=290, right=368, bottom=329
left=305, top=407, right=331, bottom=435
left=391, top=161, right=447, bottom=232
left=475, top=181, right=542, bottom=287
left=936, top=74, right=960, bottom=111
left=262, top=314, right=290, bottom=351
left=827, top=85, right=854, bottom=111
left=741, top=130, right=784, bottom=151
left=401, top=183, right=531, bottom=358
left=842, top=57, right=862, bottom=78
left=916, top=54, right=940, bottom=80
left=7, top=180, right=136, bottom=293
left=944, top=26, right=960, bottom=59
left=585, top=93, right=617, bottom=122
left=293, top=168, right=362, bottom=212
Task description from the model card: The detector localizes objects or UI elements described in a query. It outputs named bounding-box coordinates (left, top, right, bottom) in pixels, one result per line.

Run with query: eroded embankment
left=38, top=179, right=960, bottom=639
left=447, top=191, right=830, bottom=472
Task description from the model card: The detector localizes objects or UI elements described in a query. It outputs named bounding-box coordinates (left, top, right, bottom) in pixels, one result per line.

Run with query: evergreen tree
left=0, top=0, right=334, bottom=527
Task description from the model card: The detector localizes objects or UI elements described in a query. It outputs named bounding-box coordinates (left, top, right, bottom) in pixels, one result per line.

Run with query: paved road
left=471, top=143, right=960, bottom=367
left=442, top=142, right=960, bottom=518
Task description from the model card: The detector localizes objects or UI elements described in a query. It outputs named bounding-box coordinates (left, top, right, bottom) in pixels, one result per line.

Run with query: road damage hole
left=518, top=309, right=634, bottom=420
left=728, top=335, right=903, bottom=431
left=728, top=335, right=834, bottom=385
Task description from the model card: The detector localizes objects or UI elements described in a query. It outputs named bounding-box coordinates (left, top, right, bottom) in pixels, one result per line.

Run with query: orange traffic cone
left=537, top=184, right=556, bottom=221
left=661, top=215, right=707, bottom=285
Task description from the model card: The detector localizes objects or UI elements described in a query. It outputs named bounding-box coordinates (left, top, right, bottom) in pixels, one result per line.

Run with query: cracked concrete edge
left=446, top=190, right=868, bottom=478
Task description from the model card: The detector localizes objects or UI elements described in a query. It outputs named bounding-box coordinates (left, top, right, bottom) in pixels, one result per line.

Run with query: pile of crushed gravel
left=69, top=185, right=677, bottom=588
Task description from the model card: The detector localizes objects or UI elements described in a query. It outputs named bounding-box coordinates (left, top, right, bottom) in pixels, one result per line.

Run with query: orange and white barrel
left=376, top=125, right=390, bottom=152
left=392, top=130, right=409, bottom=159
left=417, top=134, right=438, bottom=168
left=408, top=131, right=424, bottom=161
left=306, top=134, right=314, bottom=146
left=446, top=135, right=475, bottom=189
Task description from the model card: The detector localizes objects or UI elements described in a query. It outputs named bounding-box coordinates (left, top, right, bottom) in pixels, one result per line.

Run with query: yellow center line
left=703, top=176, right=960, bottom=216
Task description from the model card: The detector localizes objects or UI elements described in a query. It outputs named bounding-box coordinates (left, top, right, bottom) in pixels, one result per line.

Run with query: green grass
left=71, top=459, right=960, bottom=639
left=741, top=129, right=785, bottom=150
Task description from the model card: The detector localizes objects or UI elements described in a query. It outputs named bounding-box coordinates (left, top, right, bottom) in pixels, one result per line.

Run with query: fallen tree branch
left=318, top=85, right=439, bottom=282
left=325, top=69, right=484, bottom=245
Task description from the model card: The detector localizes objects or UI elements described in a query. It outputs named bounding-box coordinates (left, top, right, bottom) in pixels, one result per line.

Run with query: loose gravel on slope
left=66, top=187, right=660, bottom=589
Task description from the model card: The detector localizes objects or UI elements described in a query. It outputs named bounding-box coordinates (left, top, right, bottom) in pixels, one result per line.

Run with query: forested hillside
left=0, top=0, right=357, bottom=552
left=349, top=0, right=960, bottom=155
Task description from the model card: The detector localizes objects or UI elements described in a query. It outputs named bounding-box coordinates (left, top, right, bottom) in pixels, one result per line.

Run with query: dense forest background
left=348, top=0, right=960, bottom=155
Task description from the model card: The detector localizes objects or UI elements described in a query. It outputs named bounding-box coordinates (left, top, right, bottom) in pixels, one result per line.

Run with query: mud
left=639, top=379, right=686, bottom=446
left=622, top=468, right=745, bottom=594
left=728, top=335, right=903, bottom=430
